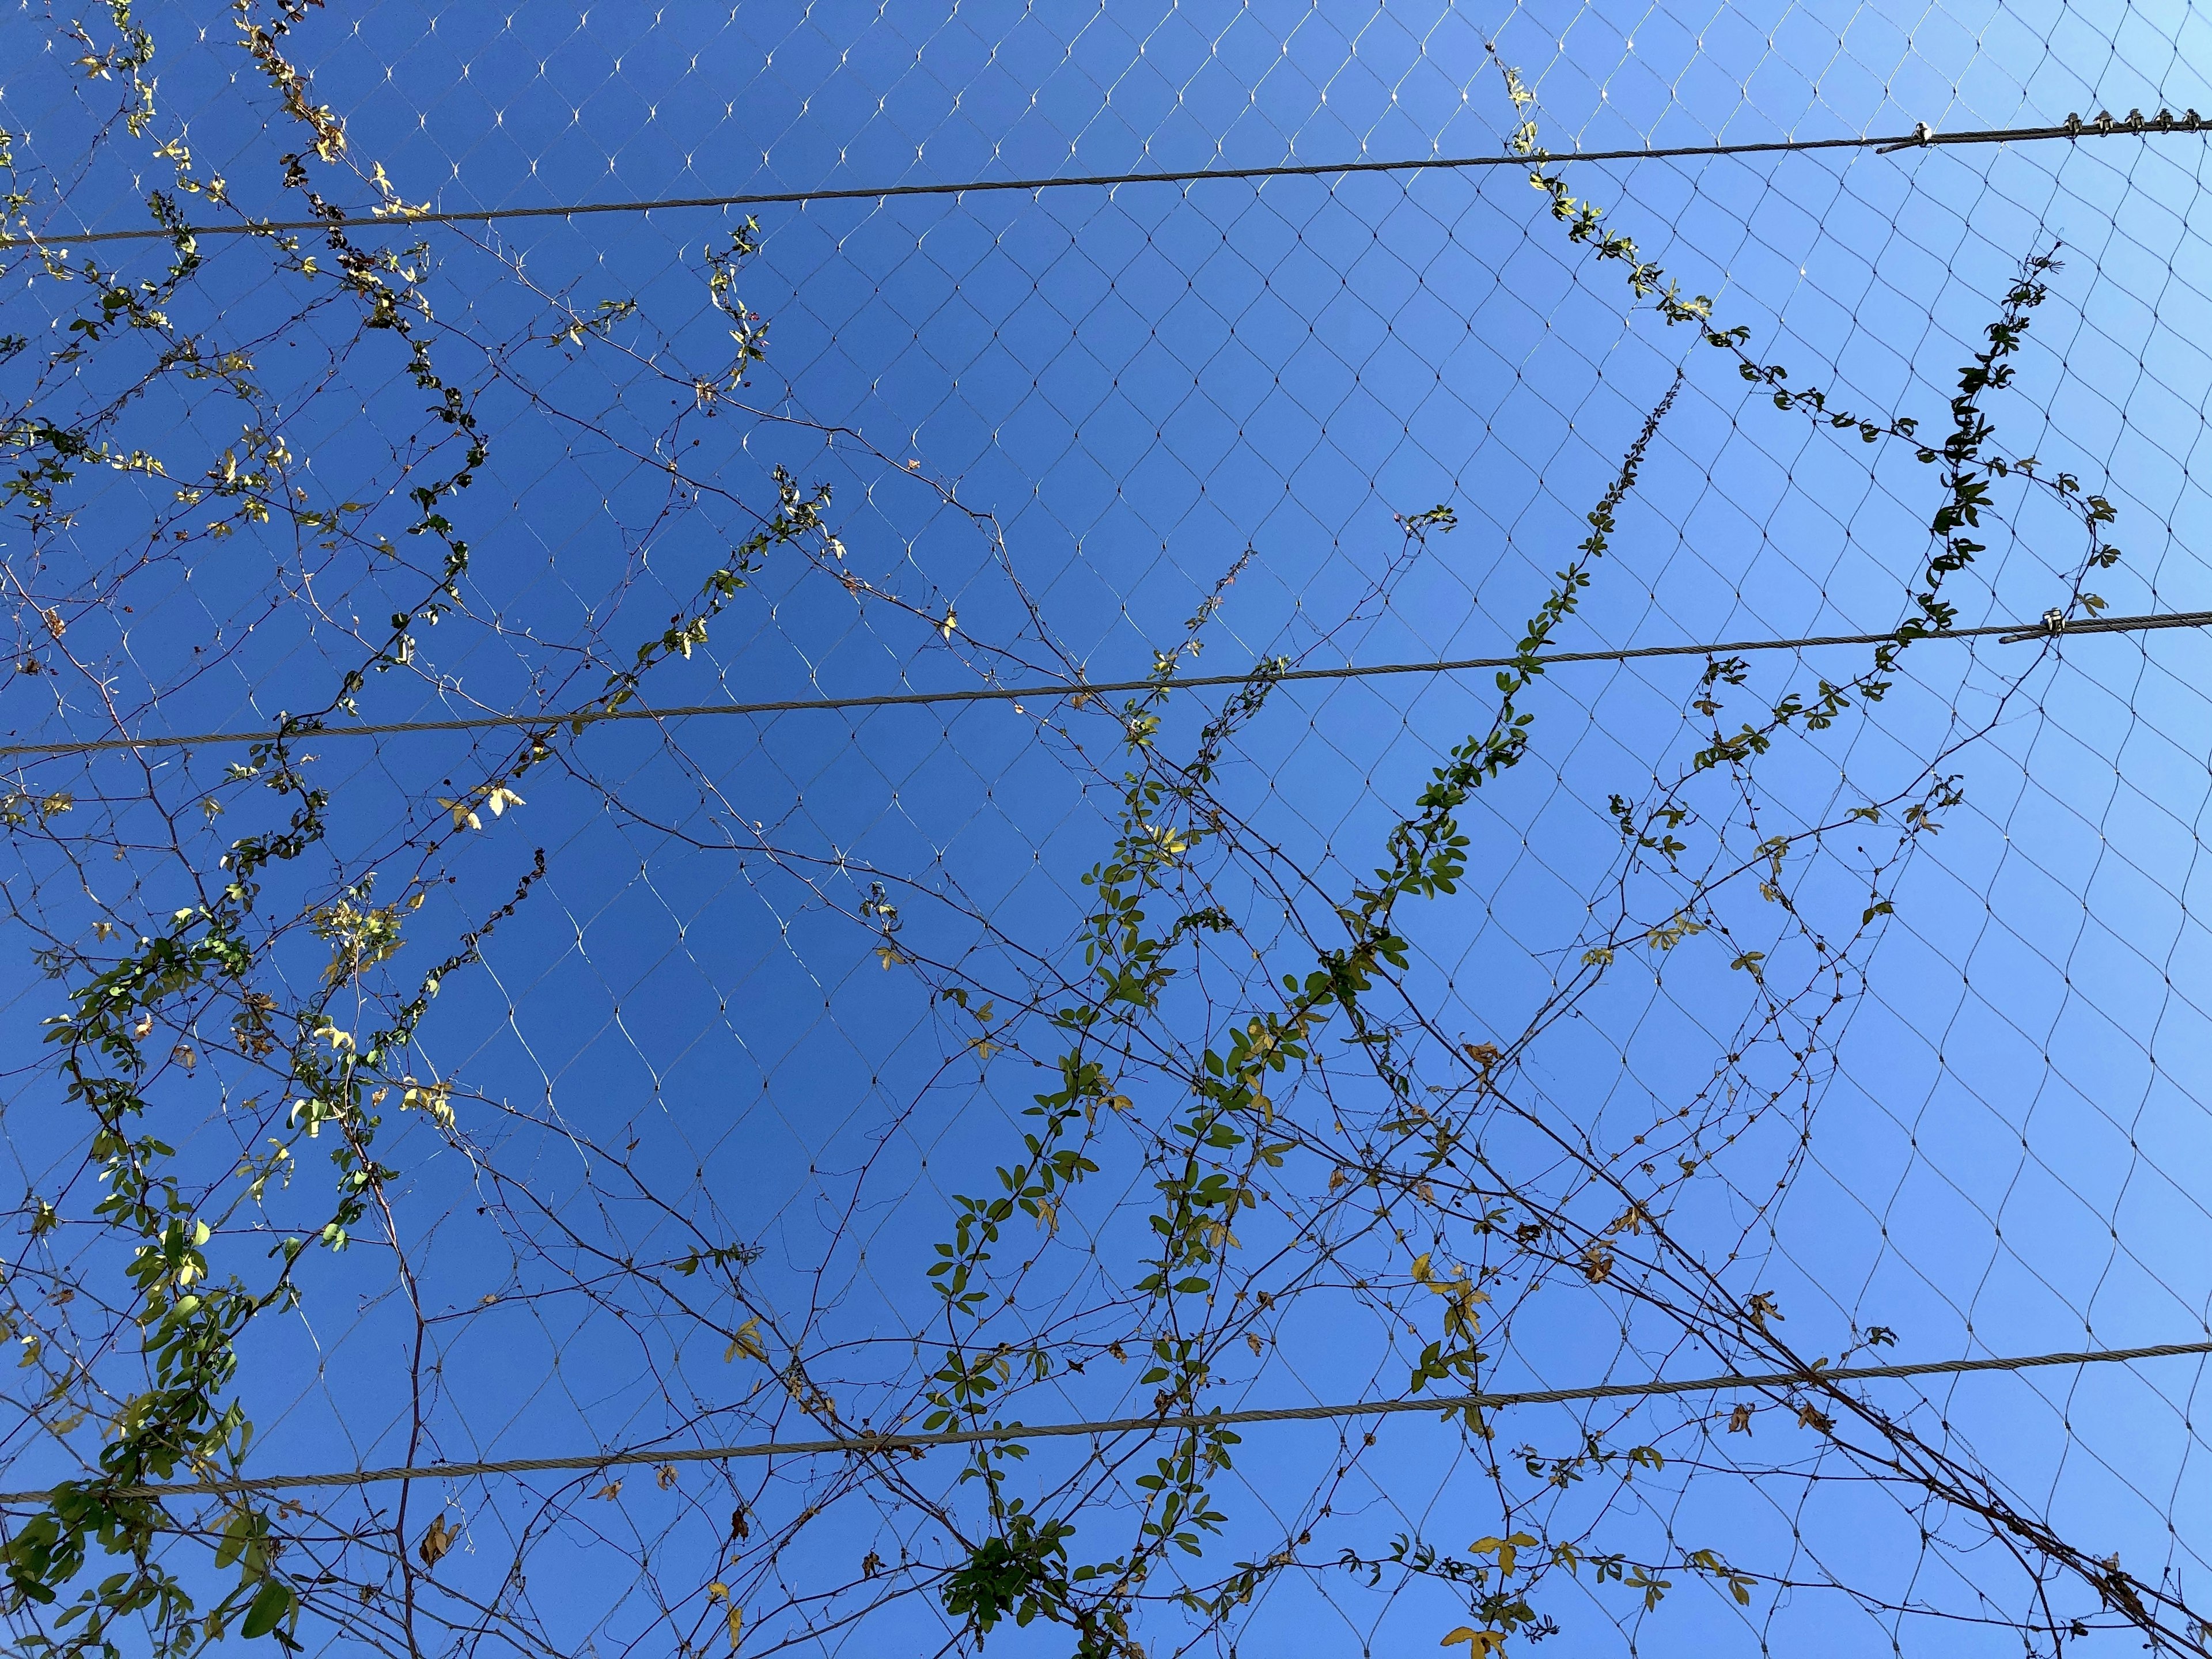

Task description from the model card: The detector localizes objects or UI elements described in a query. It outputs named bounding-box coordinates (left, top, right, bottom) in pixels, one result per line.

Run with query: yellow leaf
left=1440, top=1630, right=1509, bottom=1657
left=725, top=1318, right=767, bottom=1363
left=1468, top=1533, right=1535, bottom=1575
left=728, top=1605, right=743, bottom=1651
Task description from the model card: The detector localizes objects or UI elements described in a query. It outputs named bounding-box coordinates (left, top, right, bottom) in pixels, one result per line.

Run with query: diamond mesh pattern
left=5, top=3, right=2212, bottom=1657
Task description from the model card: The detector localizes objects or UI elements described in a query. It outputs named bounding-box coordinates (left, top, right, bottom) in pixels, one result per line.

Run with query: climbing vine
left=0, top=14, right=2191, bottom=1659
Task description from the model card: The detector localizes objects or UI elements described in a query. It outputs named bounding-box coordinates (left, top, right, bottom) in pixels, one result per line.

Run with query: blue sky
left=9, top=2, right=2212, bottom=1656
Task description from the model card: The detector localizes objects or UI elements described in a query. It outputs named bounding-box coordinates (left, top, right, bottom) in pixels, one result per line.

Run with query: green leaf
left=214, top=1510, right=249, bottom=1570
left=241, top=1577, right=293, bottom=1639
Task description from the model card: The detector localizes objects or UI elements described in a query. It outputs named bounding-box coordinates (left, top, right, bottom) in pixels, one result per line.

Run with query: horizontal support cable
left=3, top=112, right=2201, bottom=250
left=2, top=1337, right=2203, bottom=1505
left=2, top=607, right=2202, bottom=763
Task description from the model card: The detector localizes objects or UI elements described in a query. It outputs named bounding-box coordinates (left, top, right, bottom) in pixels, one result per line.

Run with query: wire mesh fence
left=5, top=2, right=2212, bottom=1657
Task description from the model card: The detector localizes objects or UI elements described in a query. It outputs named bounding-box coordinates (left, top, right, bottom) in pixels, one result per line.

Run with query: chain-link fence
left=5, top=3, right=2212, bottom=1656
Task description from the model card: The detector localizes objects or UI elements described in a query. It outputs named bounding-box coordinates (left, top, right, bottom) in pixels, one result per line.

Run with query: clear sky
left=6, top=2, right=2212, bottom=1656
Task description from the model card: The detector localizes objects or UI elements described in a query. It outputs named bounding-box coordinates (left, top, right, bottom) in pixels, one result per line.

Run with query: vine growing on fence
left=0, top=13, right=2192, bottom=1659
